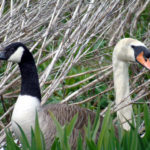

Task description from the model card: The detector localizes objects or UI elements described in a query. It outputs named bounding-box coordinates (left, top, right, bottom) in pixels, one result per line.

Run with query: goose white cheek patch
left=8, top=47, right=24, bottom=63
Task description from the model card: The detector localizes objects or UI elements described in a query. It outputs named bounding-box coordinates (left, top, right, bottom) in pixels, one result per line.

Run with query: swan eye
left=131, top=45, right=135, bottom=49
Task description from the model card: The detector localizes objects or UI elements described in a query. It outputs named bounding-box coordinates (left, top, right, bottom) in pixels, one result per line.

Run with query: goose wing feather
left=38, top=104, right=103, bottom=149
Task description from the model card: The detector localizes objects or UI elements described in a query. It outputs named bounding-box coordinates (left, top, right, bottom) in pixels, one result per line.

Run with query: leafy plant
left=4, top=105, right=150, bottom=150
left=50, top=111, right=78, bottom=150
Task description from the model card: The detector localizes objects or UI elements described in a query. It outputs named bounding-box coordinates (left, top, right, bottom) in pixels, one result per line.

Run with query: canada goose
left=113, top=38, right=150, bottom=131
left=0, top=42, right=105, bottom=149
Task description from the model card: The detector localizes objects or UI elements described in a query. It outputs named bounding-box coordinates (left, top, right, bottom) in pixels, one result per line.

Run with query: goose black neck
left=19, top=54, right=41, bottom=101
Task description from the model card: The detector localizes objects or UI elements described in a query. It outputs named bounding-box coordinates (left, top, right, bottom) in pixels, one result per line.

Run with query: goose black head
left=0, top=42, right=32, bottom=63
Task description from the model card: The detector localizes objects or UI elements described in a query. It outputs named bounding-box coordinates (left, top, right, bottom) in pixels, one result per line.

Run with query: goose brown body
left=38, top=103, right=104, bottom=149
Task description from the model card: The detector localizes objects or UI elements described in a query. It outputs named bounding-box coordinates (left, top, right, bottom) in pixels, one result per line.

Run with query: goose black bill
left=0, top=51, right=7, bottom=60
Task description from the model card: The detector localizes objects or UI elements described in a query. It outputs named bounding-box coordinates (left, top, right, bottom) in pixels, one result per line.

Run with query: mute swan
left=113, top=38, right=150, bottom=130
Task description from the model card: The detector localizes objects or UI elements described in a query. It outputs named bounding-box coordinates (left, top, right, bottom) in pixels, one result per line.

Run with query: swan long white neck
left=113, top=60, right=131, bottom=104
left=112, top=38, right=149, bottom=130
left=113, top=46, right=133, bottom=130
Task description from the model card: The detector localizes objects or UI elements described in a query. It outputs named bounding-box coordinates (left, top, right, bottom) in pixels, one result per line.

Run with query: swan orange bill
left=136, top=51, right=150, bottom=70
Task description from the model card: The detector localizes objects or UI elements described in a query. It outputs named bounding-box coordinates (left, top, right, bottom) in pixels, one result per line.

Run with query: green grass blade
left=49, top=111, right=64, bottom=140
left=97, top=106, right=111, bottom=149
left=144, top=104, right=150, bottom=140
left=30, top=128, right=37, bottom=150
left=5, top=129, right=20, bottom=150
left=51, top=138, right=61, bottom=150
left=34, top=112, right=45, bottom=150
left=66, top=113, right=78, bottom=137
left=77, top=133, right=83, bottom=150
left=16, top=123, right=30, bottom=149
left=86, top=138, right=97, bottom=150
left=91, top=104, right=101, bottom=141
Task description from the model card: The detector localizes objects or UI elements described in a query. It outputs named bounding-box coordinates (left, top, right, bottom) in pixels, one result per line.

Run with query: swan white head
left=0, top=42, right=31, bottom=63
left=113, top=38, right=150, bottom=69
